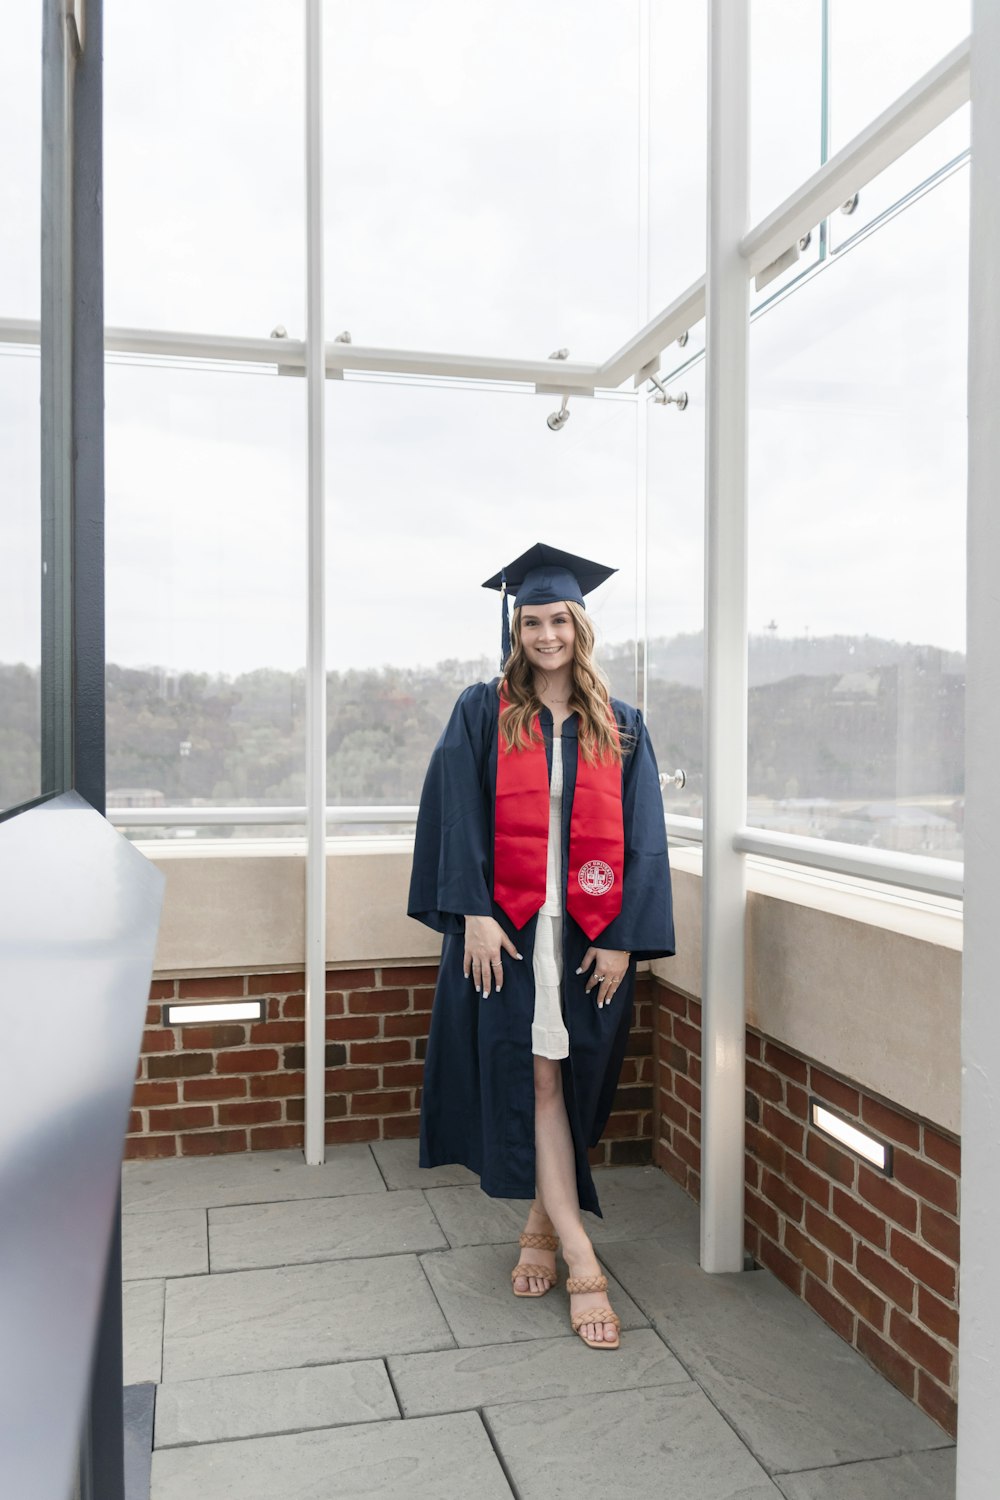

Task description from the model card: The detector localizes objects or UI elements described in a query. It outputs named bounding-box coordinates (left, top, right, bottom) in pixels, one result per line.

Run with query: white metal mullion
left=957, top=2, right=1000, bottom=1492
left=701, top=0, right=750, bottom=1275
left=304, top=0, right=327, bottom=1167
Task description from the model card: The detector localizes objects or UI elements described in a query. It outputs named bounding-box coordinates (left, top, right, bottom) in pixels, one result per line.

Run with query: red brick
left=217, top=1100, right=283, bottom=1126
left=325, top=992, right=345, bottom=1016
left=687, top=998, right=701, bottom=1026
left=784, top=1154, right=831, bottom=1209
left=761, top=1168, right=804, bottom=1224
left=383, top=1013, right=431, bottom=1038
left=860, top=1096, right=920, bottom=1149
left=747, top=1122, right=785, bottom=1175
left=892, top=1149, right=958, bottom=1215
left=810, top=1067, right=860, bottom=1116
left=688, top=1054, right=702, bottom=1084
left=348, top=989, right=411, bottom=1015
left=856, top=1243, right=915, bottom=1313
left=764, top=1041, right=808, bottom=1085
left=657, top=986, right=686, bottom=1016
left=412, top=988, right=436, bottom=1012
left=920, top=1203, right=959, bottom=1263
left=142, top=1028, right=177, bottom=1053
left=147, top=1052, right=213, bottom=1079
left=922, top=1126, right=960, bottom=1177
left=675, top=1075, right=701, bottom=1113
left=688, top=1110, right=702, bottom=1144
left=785, top=1083, right=809, bottom=1120
left=604, top=1111, right=644, bottom=1141
left=350, top=1038, right=412, bottom=1064
left=762, top=1102, right=805, bottom=1155
left=325, top=968, right=377, bottom=992
left=180, top=1129, right=248, bottom=1156
left=148, top=1105, right=216, bottom=1132
left=326, top=1117, right=381, bottom=1143
left=756, top=1234, right=803, bottom=1295
left=183, top=1077, right=247, bottom=1102
left=249, top=1021, right=304, bottom=1044
left=660, top=1092, right=688, bottom=1131
left=145, top=1004, right=162, bottom=1025
left=348, top=1089, right=413, bottom=1116
left=215, top=1047, right=280, bottom=1074
left=889, top=1307, right=954, bottom=1386
left=325, top=1066, right=379, bottom=1092
left=746, top=1059, right=783, bottom=1103
left=250, top=1072, right=305, bottom=1099
left=856, top=1321, right=916, bottom=1399
left=745, top=1188, right=779, bottom=1241
left=286, top=1095, right=347, bottom=1123
left=745, top=1030, right=762, bottom=1060
left=380, top=965, right=438, bottom=986
left=832, top=1263, right=887, bottom=1328
left=123, top=1135, right=177, bottom=1160
left=248, top=970, right=305, bottom=995
left=178, top=975, right=246, bottom=999
left=890, top=1229, right=957, bottom=1301
left=284, top=995, right=305, bottom=1019
left=657, top=1142, right=689, bottom=1190
left=383, top=1062, right=426, bottom=1087
left=251, top=1124, right=304, bottom=1150
left=832, top=1186, right=887, bottom=1249
left=383, top=1113, right=421, bottom=1139
left=127, top=1109, right=143, bottom=1134
left=327, top=1015, right=381, bottom=1041
left=917, top=1285, right=959, bottom=1346
left=674, top=1018, right=702, bottom=1057
left=181, top=1024, right=248, bottom=1050
left=744, top=1155, right=760, bottom=1189
left=149, top=979, right=175, bottom=1000
left=132, top=1081, right=179, bottom=1107
left=916, top=1370, right=958, bottom=1438
left=806, top=1132, right=857, bottom=1189
left=784, top=1221, right=830, bottom=1282
left=857, top=1164, right=918, bottom=1231
left=625, top=1028, right=653, bottom=1058
left=804, top=1202, right=853, bottom=1261
left=804, top=1272, right=856, bottom=1342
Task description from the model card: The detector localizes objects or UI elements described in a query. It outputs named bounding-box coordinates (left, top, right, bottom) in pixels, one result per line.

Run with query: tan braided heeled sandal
left=510, top=1230, right=560, bottom=1297
left=565, top=1270, right=621, bottom=1349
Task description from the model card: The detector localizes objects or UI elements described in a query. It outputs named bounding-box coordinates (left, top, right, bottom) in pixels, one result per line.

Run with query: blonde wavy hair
left=498, top=599, right=628, bottom=764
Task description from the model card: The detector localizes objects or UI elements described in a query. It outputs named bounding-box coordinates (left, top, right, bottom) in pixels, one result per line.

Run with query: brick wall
left=127, top=966, right=656, bottom=1169
left=653, top=978, right=960, bottom=1438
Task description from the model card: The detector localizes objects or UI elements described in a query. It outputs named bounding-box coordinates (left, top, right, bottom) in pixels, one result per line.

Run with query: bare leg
left=530, top=1056, right=618, bottom=1343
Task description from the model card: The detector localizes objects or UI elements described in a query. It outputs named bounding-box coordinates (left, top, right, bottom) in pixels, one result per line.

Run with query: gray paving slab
left=423, top=1184, right=532, bottom=1246
left=149, top=1410, right=514, bottom=1500
left=123, top=1145, right=384, bottom=1213
left=208, top=1188, right=447, bottom=1271
left=123, top=1279, right=165, bottom=1385
left=123, top=1208, right=208, bottom=1280
left=600, top=1235, right=948, bottom=1474
left=390, top=1326, right=689, bottom=1416
left=485, top=1384, right=782, bottom=1500
left=582, top=1164, right=701, bottom=1254
left=154, top=1359, right=398, bottom=1448
left=124, top=1384, right=155, bottom=1500
left=162, top=1254, right=455, bottom=1381
left=418, top=1242, right=648, bottom=1347
left=775, top=1447, right=956, bottom=1499
left=369, top=1136, right=478, bottom=1190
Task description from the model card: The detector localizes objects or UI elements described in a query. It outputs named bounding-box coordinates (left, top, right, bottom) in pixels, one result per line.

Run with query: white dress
left=531, top=735, right=571, bottom=1059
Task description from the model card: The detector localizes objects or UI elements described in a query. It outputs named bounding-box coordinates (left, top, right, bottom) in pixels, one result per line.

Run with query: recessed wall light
left=810, top=1097, right=893, bottom=1175
left=162, top=1000, right=265, bottom=1025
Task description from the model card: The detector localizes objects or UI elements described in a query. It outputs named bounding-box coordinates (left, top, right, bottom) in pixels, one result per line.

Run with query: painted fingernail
left=516, top=953, right=523, bottom=960
left=575, top=966, right=583, bottom=974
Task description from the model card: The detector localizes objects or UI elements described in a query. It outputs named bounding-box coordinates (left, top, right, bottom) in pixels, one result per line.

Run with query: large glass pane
left=747, top=167, right=967, bottom=859
left=105, top=363, right=307, bottom=837
left=323, top=0, right=640, bottom=362
left=750, top=0, right=823, bottom=227
left=104, top=1, right=304, bottom=337
left=325, top=380, right=639, bottom=816
left=0, top=10, right=42, bottom=815
left=649, top=1, right=707, bottom=316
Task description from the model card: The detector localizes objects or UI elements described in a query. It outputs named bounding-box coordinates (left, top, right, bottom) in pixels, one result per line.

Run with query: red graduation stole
left=493, top=689, right=624, bottom=939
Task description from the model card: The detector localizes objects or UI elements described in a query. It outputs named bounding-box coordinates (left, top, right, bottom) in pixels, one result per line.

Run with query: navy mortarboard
left=482, top=542, right=618, bottom=663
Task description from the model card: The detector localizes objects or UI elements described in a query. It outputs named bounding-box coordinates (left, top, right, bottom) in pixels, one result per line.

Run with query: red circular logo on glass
left=579, top=859, right=615, bottom=897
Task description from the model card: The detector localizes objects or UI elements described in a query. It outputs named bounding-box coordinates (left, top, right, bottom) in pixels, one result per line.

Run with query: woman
left=408, top=542, right=674, bottom=1350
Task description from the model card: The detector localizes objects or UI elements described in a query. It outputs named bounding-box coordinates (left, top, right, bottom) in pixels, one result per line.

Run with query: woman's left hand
left=577, top=947, right=631, bottom=1008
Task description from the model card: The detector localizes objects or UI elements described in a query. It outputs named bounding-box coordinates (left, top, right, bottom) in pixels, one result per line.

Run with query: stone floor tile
left=208, top=1188, right=446, bottom=1271
left=418, top=1242, right=648, bottom=1347
left=124, top=1384, right=155, bottom=1500
left=154, top=1360, right=398, bottom=1448
left=123, top=1279, right=165, bottom=1385
left=423, top=1185, right=532, bottom=1247
left=162, top=1254, right=455, bottom=1381
left=776, top=1447, right=956, bottom=1499
left=123, top=1146, right=384, bottom=1214
left=582, top=1165, right=701, bottom=1254
left=390, top=1327, right=689, bottom=1416
left=600, top=1235, right=948, bottom=1473
left=485, top=1384, right=781, bottom=1499
left=123, top=1208, right=208, bottom=1281
left=370, top=1137, right=478, bottom=1190
left=150, top=1411, right=514, bottom=1500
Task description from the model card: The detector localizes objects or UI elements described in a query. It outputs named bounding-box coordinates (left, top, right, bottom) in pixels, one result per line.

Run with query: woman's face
left=518, top=601, right=576, bottom=673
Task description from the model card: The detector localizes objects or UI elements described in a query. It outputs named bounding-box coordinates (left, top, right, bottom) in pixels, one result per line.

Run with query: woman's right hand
left=464, top=915, right=521, bottom=997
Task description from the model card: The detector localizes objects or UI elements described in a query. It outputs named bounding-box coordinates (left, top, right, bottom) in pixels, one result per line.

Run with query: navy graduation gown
left=407, top=677, right=674, bottom=1218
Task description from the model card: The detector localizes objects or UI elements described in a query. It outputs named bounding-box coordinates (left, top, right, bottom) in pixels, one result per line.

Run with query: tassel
left=500, top=571, right=511, bottom=668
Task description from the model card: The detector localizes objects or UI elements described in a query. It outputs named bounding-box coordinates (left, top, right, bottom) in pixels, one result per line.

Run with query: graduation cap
left=482, top=542, right=617, bottom=665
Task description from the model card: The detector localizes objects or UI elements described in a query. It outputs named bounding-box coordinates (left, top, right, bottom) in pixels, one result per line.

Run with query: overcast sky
left=1, top=0, right=971, bottom=677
